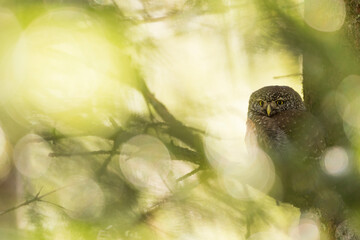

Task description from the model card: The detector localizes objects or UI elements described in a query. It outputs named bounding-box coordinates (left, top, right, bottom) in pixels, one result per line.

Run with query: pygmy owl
left=246, top=85, right=325, bottom=159
left=246, top=86, right=325, bottom=204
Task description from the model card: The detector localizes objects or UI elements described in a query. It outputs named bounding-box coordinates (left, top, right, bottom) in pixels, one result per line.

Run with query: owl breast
left=246, top=114, right=288, bottom=155
left=247, top=109, right=325, bottom=160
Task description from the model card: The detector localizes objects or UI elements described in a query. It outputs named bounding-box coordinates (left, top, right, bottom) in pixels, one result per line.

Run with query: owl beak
left=266, top=104, right=272, bottom=116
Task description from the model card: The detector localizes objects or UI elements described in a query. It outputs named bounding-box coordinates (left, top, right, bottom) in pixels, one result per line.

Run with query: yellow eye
left=276, top=100, right=284, bottom=105
left=258, top=100, right=264, bottom=107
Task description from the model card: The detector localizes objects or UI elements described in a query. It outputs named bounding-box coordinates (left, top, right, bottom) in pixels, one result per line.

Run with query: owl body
left=246, top=86, right=325, bottom=205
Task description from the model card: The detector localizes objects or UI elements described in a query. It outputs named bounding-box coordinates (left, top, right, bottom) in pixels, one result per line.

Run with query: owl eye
left=258, top=100, right=264, bottom=107
left=276, top=100, right=284, bottom=105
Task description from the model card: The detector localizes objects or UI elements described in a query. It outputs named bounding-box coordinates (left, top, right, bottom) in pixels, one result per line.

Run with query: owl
left=246, top=86, right=326, bottom=205
left=246, top=85, right=325, bottom=158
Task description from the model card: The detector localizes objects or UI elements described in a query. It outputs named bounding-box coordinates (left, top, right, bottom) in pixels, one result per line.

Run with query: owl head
left=248, top=86, right=305, bottom=117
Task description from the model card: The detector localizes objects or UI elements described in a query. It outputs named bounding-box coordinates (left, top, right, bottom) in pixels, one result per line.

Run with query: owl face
left=248, top=86, right=305, bottom=117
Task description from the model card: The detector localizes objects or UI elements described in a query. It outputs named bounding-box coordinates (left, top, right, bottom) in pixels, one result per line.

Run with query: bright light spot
left=204, top=113, right=275, bottom=199
left=322, top=146, right=349, bottom=176
left=13, top=134, right=52, bottom=178
left=221, top=147, right=275, bottom=200
left=9, top=9, right=104, bottom=113
left=141, top=31, right=249, bottom=120
left=305, top=0, right=345, bottom=32
left=59, top=175, right=104, bottom=219
left=289, top=217, right=320, bottom=240
left=204, top=113, right=248, bottom=169
left=119, top=134, right=172, bottom=196
left=3, top=9, right=134, bottom=135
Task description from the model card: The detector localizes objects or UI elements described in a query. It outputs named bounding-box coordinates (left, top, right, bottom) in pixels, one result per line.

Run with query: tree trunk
left=303, top=0, right=360, bottom=239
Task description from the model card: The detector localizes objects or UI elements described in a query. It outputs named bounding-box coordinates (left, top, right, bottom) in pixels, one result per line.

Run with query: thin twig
left=136, top=75, right=209, bottom=168
left=109, top=117, right=120, bottom=129
left=96, top=130, right=135, bottom=177
left=96, top=153, right=116, bottom=177
left=176, top=166, right=202, bottom=182
left=0, top=186, right=67, bottom=216
left=166, top=142, right=203, bottom=165
left=38, top=199, right=68, bottom=210
left=273, top=73, right=302, bottom=79
left=49, top=150, right=119, bottom=158
left=146, top=101, right=155, bottom=122
left=43, top=134, right=94, bottom=142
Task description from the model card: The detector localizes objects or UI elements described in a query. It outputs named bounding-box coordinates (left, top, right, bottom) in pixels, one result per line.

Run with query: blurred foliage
left=0, top=0, right=358, bottom=239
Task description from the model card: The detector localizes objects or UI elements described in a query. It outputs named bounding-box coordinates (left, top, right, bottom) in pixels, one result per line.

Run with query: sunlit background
left=0, top=0, right=356, bottom=239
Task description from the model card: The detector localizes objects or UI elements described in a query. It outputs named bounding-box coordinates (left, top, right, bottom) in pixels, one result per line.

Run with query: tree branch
left=49, top=150, right=118, bottom=158
left=176, top=166, right=202, bottom=182
left=0, top=187, right=67, bottom=216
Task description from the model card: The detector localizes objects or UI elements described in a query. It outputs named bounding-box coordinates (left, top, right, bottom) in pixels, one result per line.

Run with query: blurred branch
left=273, top=73, right=302, bottom=79
left=49, top=150, right=118, bottom=158
left=136, top=74, right=208, bottom=168
left=47, top=128, right=135, bottom=177
left=38, top=199, right=67, bottom=210
left=43, top=132, right=96, bottom=143
left=96, top=129, right=135, bottom=177
left=146, top=121, right=221, bottom=139
left=176, top=166, right=201, bottom=182
left=0, top=187, right=66, bottom=216
left=166, top=142, right=202, bottom=165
